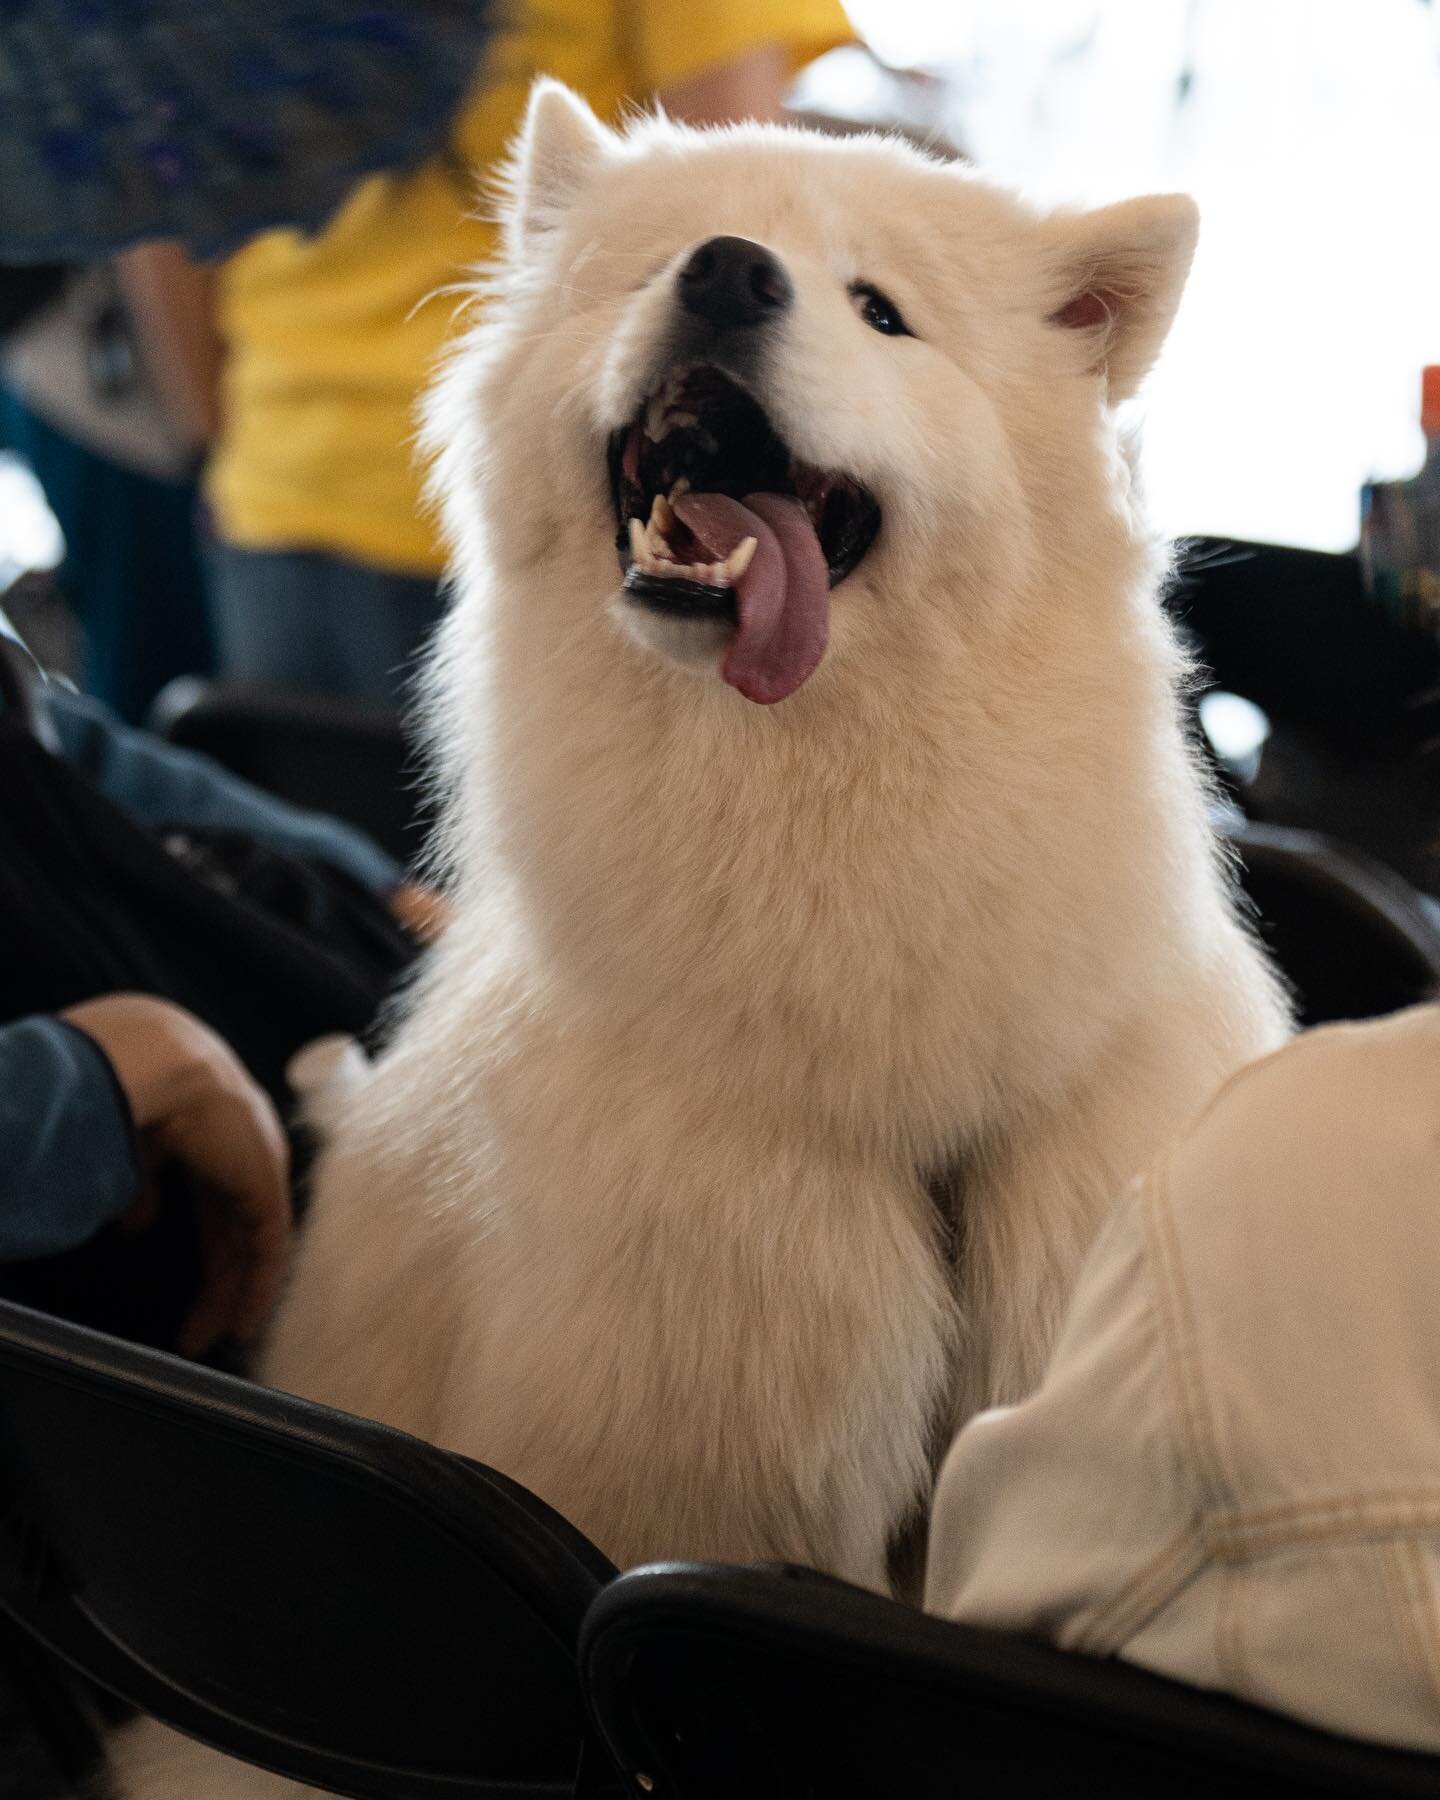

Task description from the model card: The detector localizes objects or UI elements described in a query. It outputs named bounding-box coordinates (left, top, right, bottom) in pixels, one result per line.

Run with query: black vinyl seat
left=0, top=1299, right=617, bottom=1798
left=582, top=1562, right=1440, bottom=1800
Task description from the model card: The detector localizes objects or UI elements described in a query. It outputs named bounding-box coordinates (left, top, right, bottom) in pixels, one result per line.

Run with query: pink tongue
left=670, top=491, right=829, bottom=704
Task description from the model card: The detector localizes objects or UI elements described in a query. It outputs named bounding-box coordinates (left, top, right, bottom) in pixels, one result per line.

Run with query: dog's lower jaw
left=614, top=594, right=733, bottom=679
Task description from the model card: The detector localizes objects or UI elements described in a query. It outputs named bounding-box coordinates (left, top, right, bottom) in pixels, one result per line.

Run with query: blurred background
left=3, top=0, right=1440, bottom=910
left=10, top=0, right=1440, bottom=580
left=809, top=0, right=1440, bottom=553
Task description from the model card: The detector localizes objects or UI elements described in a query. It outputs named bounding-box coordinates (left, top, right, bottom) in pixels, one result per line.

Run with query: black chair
left=1172, top=537, right=1440, bottom=749
left=582, top=1562, right=1440, bottom=1799
left=1225, top=819, right=1440, bottom=1026
left=149, top=678, right=427, bottom=865
left=0, top=1299, right=619, bottom=1798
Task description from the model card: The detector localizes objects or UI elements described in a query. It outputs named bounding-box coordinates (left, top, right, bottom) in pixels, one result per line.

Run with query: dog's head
left=428, top=82, right=1197, bottom=715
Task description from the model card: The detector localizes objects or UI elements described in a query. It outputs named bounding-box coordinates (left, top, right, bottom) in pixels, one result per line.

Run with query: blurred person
left=202, top=0, right=853, bottom=705
left=927, top=1005, right=1440, bottom=1756
left=0, top=599, right=401, bottom=904
left=0, top=600, right=434, bottom=1354
left=0, top=247, right=220, bottom=721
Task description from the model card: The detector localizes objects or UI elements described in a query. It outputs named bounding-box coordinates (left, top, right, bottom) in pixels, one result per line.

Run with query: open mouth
left=607, top=364, right=881, bottom=704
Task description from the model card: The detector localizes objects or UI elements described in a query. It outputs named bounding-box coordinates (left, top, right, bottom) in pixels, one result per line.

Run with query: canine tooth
left=644, top=396, right=668, bottom=441
left=724, top=536, right=758, bottom=581
left=628, top=518, right=647, bottom=561
left=651, top=491, right=675, bottom=533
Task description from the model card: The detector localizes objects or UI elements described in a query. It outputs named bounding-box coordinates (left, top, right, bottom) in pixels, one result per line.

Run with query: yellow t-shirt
left=210, top=0, right=853, bottom=577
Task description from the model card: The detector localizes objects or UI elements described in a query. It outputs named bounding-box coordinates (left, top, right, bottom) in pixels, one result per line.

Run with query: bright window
left=816, top=0, right=1440, bottom=550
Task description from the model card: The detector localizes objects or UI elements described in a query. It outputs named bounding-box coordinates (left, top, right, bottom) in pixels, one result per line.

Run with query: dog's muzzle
left=608, top=322, right=881, bottom=708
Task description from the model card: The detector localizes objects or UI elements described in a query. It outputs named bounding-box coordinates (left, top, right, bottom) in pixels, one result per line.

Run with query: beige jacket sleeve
left=926, top=1005, right=1440, bottom=1755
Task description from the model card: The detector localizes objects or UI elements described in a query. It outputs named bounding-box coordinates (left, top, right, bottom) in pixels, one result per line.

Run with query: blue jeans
left=207, top=542, right=446, bottom=712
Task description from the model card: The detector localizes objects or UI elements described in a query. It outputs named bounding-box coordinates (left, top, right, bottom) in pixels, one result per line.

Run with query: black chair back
left=582, top=1562, right=1440, bottom=1800
left=149, top=677, right=427, bottom=865
left=1227, top=820, right=1440, bottom=1026
left=0, top=1300, right=616, bottom=1797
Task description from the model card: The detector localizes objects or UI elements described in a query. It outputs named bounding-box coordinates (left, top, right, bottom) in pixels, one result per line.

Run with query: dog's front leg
left=946, top=1002, right=1275, bottom=1426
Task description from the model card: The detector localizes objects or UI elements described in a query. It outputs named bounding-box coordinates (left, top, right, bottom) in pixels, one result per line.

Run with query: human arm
left=113, top=240, right=223, bottom=453
left=657, top=42, right=795, bottom=124
left=0, top=1015, right=144, bottom=1261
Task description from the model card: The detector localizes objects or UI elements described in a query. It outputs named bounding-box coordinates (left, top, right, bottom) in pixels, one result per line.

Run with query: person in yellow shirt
left=206, top=0, right=853, bottom=708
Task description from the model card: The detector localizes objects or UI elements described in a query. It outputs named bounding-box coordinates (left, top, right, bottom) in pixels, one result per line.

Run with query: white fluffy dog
left=112, top=84, right=1287, bottom=1796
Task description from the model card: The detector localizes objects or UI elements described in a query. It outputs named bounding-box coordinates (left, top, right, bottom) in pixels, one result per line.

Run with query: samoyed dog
left=112, top=82, right=1286, bottom=1796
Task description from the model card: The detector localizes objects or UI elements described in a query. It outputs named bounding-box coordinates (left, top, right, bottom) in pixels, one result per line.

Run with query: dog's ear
left=505, top=79, right=615, bottom=253
left=1043, top=194, right=1199, bottom=402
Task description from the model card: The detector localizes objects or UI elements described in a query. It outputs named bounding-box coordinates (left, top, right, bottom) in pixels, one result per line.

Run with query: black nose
left=677, top=236, right=793, bottom=329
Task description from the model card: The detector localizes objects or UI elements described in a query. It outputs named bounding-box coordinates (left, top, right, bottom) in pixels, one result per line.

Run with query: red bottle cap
left=1423, top=365, right=1440, bottom=440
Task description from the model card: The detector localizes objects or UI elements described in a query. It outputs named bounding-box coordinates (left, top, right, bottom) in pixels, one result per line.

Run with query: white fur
left=112, top=87, right=1287, bottom=1797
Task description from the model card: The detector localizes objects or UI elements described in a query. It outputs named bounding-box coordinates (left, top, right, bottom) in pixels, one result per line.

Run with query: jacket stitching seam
left=1207, top=1494, right=1440, bottom=1558
left=1382, top=1540, right=1440, bottom=1715
left=1142, top=1157, right=1230, bottom=1511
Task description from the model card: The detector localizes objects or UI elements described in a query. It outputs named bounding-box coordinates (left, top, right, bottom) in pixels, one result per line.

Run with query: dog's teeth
left=669, top=478, right=690, bottom=498
left=643, top=396, right=668, bottom=442
left=625, top=518, right=740, bottom=590
left=651, top=491, right=675, bottom=533
left=724, top=536, right=758, bottom=581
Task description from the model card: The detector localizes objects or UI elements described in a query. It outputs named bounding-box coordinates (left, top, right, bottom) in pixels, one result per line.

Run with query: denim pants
left=207, top=541, right=446, bottom=713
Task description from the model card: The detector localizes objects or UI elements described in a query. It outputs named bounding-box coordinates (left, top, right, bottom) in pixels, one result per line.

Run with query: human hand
left=60, top=994, right=292, bottom=1356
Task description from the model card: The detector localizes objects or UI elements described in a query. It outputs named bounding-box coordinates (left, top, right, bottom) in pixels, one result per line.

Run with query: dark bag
left=0, top=708, right=416, bottom=1349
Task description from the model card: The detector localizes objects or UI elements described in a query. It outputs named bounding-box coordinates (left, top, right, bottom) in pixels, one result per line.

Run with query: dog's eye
left=850, top=283, right=912, bottom=338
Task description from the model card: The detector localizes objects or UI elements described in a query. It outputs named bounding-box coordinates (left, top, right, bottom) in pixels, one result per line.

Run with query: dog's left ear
left=1043, top=194, right=1199, bottom=402
left=505, top=79, right=616, bottom=253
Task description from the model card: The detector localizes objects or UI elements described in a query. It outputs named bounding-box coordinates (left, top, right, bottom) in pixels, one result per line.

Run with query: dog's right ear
left=504, top=80, right=615, bottom=254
